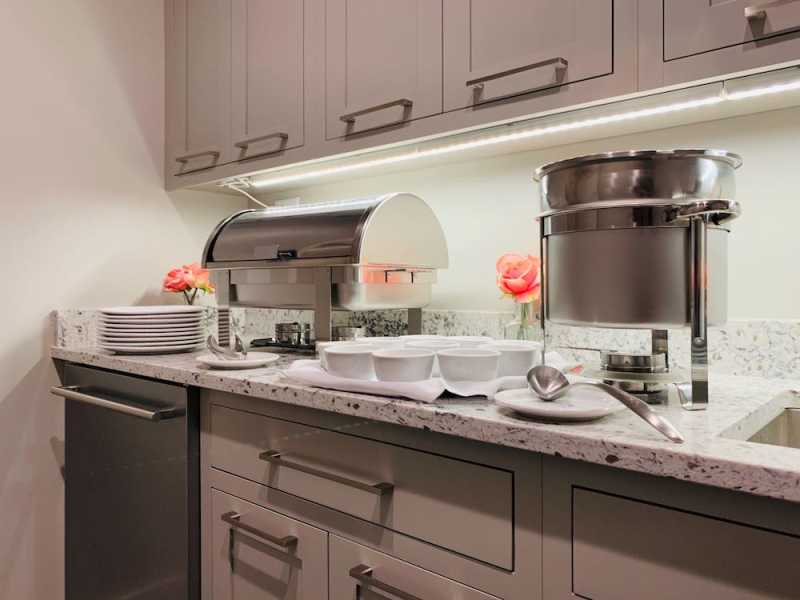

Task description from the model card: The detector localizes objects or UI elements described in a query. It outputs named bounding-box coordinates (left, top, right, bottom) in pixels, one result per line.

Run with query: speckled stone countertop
left=51, top=346, right=800, bottom=503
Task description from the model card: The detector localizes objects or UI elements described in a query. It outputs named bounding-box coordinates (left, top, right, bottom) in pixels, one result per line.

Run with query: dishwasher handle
left=51, top=385, right=186, bottom=421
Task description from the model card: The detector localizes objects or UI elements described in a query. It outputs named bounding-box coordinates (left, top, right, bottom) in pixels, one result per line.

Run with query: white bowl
left=450, top=335, right=495, bottom=348
left=405, top=339, right=460, bottom=352
left=481, top=341, right=542, bottom=377
left=368, top=338, right=406, bottom=351
left=437, top=348, right=501, bottom=382
left=324, top=344, right=379, bottom=379
left=373, top=349, right=435, bottom=382
left=399, top=334, right=444, bottom=343
left=317, top=340, right=376, bottom=370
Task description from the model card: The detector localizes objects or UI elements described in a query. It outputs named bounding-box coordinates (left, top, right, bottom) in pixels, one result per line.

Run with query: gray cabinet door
left=324, top=0, right=443, bottom=139
left=231, top=0, right=304, bottom=162
left=329, top=535, right=500, bottom=600
left=665, top=0, right=800, bottom=61
left=166, top=0, right=232, bottom=176
left=211, top=489, right=328, bottom=600
left=443, top=0, right=613, bottom=111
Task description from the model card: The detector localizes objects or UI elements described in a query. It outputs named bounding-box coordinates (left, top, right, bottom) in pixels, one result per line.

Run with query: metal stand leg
left=407, top=308, right=423, bottom=335
left=313, top=268, right=333, bottom=342
left=678, top=218, right=709, bottom=410
left=212, top=271, right=231, bottom=346
left=651, top=329, right=669, bottom=367
left=539, top=229, right=548, bottom=365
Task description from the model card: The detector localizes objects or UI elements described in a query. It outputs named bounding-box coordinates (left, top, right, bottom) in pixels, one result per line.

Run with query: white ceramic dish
left=399, top=334, right=444, bottom=343
left=100, top=342, right=203, bottom=354
left=437, top=348, right=501, bottom=382
left=373, top=349, right=435, bottom=382
left=101, top=315, right=203, bottom=324
left=494, top=387, right=621, bottom=422
left=99, top=323, right=202, bottom=332
left=99, top=338, right=205, bottom=347
left=100, top=306, right=204, bottom=316
left=450, top=335, right=495, bottom=347
left=317, top=340, right=377, bottom=370
left=482, top=340, right=542, bottom=377
left=196, top=352, right=280, bottom=369
left=324, top=344, right=379, bottom=380
left=405, top=339, right=460, bottom=352
left=98, top=330, right=204, bottom=340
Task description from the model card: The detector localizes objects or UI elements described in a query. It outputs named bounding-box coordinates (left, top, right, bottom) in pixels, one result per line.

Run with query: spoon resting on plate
left=527, top=365, right=685, bottom=444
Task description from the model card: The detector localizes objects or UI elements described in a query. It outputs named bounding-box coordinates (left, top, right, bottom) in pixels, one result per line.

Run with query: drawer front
left=209, top=404, right=514, bottom=568
left=572, top=488, right=800, bottom=600
left=330, top=535, right=500, bottom=600
left=211, top=489, right=327, bottom=600
left=665, top=0, right=800, bottom=61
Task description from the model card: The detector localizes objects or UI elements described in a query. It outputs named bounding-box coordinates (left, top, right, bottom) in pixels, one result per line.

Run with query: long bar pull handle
left=258, top=450, right=394, bottom=495
left=349, top=564, right=424, bottom=600
left=234, top=132, right=289, bottom=160
left=467, top=57, right=568, bottom=103
left=222, top=511, right=298, bottom=549
left=339, top=98, right=413, bottom=135
left=745, top=0, right=799, bottom=20
left=174, top=149, right=221, bottom=174
left=50, top=385, right=185, bottom=421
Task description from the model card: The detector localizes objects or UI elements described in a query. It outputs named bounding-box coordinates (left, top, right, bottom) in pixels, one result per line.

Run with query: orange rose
left=162, top=263, right=215, bottom=303
left=496, top=253, right=541, bottom=303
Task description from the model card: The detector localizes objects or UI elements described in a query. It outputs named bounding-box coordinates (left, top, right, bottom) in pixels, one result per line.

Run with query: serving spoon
left=527, top=365, right=685, bottom=443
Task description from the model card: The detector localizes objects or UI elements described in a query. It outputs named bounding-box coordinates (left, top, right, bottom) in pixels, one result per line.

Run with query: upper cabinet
left=664, top=0, right=800, bottom=60
left=640, top=0, right=800, bottom=89
left=165, top=0, right=232, bottom=176
left=443, top=0, right=613, bottom=111
left=231, top=0, right=304, bottom=162
left=324, top=0, right=443, bottom=139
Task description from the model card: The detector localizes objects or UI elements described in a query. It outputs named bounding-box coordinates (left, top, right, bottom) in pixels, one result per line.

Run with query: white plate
left=494, top=387, right=622, bottom=422
left=99, top=337, right=205, bottom=347
left=99, top=329, right=204, bottom=339
left=195, top=353, right=281, bottom=369
left=99, top=334, right=204, bottom=343
left=99, top=323, right=203, bottom=332
left=101, top=316, right=203, bottom=325
left=101, top=306, right=204, bottom=316
left=100, top=342, right=203, bottom=354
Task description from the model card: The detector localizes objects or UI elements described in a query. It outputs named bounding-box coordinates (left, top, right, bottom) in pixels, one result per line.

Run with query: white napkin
left=285, top=352, right=579, bottom=403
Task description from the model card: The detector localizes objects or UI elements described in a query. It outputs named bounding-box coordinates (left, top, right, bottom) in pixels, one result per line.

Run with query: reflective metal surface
left=601, top=352, right=668, bottom=374
left=747, top=409, right=800, bottom=449
left=535, top=149, right=742, bottom=211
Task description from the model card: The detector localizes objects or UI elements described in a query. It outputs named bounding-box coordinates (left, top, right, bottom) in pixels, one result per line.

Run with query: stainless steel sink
left=747, top=408, right=800, bottom=449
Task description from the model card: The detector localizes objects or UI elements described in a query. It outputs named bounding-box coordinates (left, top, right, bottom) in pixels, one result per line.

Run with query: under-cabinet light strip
left=245, top=76, right=800, bottom=190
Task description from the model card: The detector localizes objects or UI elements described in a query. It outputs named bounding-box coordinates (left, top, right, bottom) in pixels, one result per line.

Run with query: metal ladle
left=527, top=365, right=685, bottom=443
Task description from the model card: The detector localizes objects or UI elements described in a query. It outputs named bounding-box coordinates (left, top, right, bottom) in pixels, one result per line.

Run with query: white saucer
left=100, top=342, right=203, bottom=354
left=494, top=387, right=622, bottom=422
left=196, top=353, right=281, bottom=370
left=101, top=306, right=204, bottom=316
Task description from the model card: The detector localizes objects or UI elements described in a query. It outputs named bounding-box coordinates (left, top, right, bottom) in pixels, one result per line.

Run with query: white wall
left=0, top=2, right=243, bottom=598
left=262, top=106, right=800, bottom=319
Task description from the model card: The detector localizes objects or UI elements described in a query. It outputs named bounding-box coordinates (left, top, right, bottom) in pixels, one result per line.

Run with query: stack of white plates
left=98, top=306, right=205, bottom=354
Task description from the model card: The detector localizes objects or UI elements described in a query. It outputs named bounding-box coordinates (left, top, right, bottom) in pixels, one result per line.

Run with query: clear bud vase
left=504, top=301, right=541, bottom=341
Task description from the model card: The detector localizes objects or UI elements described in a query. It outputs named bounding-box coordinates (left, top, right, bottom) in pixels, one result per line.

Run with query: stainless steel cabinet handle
left=339, top=98, right=413, bottom=135
left=745, top=0, right=799, bottom=20
left=174, top=149, right=220, bottom=174
left=234, top=132, right=289, bottom=160
left=467, top=56, right=568, bottom=104
left=349, top=564, right=424, bottom=600
left=258, top=449, right=394, bottom=495
left=221, top=511, right=298, bottom=549
left=51, top=385, right=185, bottom=421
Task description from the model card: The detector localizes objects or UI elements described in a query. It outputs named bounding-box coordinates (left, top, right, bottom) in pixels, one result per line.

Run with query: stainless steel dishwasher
left=53, top=364, right=199, bottom=600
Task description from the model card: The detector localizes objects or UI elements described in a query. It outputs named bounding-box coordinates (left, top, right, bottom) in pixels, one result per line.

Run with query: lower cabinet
left=211, top=489, right=328, bottom=600
left=329, top=535, right=500, bottom=600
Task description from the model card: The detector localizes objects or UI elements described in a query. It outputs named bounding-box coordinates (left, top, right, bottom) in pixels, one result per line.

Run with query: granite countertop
left=51, top=346, right=800, bottom=503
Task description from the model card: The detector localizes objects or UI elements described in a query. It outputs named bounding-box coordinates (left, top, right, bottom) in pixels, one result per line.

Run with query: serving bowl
left=437, top=348, right=501, bottom=382
left=324, top=344, right=379, bottom=379
left=373, top=349, right=435, bottom=382
left=481, top=340, right=541, bottom=377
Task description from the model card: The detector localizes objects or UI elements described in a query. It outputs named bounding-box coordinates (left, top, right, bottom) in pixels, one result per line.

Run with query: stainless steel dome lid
left=534, top=149, right=743, bottom=211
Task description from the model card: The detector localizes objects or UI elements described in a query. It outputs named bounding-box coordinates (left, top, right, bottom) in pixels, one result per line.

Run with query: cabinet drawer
left=209, top=404, right=513, bottom=568
left=572, top=488, right=800, bottom=600
left=330, top=535, right=500, bottom=600
left=211, top=489, right=327, bottom=600
left=665, top=0, right=800, bottom=61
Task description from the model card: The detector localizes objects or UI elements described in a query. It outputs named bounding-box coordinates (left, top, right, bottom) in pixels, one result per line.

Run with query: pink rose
left=162, top=263, right=215, bottom=298
left=496, top=253, right=541, bottom=303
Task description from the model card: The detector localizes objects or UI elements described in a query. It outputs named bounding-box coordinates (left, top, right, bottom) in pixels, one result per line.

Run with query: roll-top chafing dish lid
left=202, top=193, right=449, bottom=270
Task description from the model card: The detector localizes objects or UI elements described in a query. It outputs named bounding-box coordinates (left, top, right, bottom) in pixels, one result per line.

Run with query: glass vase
left=504, top=301, right=541, bottom=341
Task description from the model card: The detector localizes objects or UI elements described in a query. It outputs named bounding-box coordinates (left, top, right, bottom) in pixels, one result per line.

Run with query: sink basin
left=747, top=408, right=800, bottom=449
